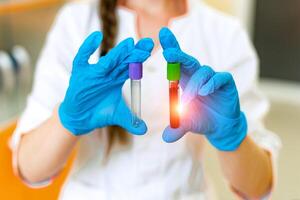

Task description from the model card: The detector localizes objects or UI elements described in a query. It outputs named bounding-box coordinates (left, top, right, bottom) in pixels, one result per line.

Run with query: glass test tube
left=169, top=80, right=180, bottom=128
left=167, top=63, right=181, bottom=129
left=131, top=79, right=141, bottom=127
left=129, top=63, right=143, bottom=127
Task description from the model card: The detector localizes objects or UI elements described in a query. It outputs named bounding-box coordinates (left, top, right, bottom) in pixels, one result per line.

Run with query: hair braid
left=100, top=0, right=118, bottom=56
left=99, top=0, right=130, bottom=156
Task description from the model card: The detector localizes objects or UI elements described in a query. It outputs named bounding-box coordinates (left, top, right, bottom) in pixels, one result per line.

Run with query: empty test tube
left=129, top=63, right=143, bottom=127
left=167, top=63, right=181, bottom=129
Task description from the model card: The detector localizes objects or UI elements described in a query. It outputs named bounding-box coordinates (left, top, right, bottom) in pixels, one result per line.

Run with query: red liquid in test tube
left=169, top=81, right=180, bottom=128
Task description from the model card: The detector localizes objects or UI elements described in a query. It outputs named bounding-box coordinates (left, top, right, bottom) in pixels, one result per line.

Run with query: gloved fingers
left=124, top=49, right=151, bottom=64
left=163, top=48, right=200, bottom=74
left=109, top=63, right=128, bottom=80
left=113, top=100, right=147, bottom=135
left=117, top=117, right=148, bottom=136
left=112, top=66, right=129, bottom=83
left=111, top=48, right=151, bottom=79
left=112, top=38, right=154, bottom=78
left=135, top=38, right=155, bottom=52
left=124, top=38, right=154, bottom=63
left=162, top=119, right=191, bottom=143
left=97, top=38, right=134, bottom=74
left=198, top=72, right=234, bottom=96
left=159, top=27, right=201, bottom=74
left=162, top=110, right=192, bottom=143
left=181, top=66, right=215, bottom=105
left=73, top=31, right=103, bottom=67
left=159, top=27, right=181, bottom=50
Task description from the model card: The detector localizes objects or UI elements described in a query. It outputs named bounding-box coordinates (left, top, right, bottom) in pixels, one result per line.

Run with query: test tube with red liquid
left=167, top=63, right=181, bottom=129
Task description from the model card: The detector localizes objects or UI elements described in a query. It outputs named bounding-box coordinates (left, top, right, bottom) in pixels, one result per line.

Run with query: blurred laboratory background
left=0, top=0, right=299, bottom=199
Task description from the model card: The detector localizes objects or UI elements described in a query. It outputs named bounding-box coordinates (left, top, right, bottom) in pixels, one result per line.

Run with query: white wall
left=204, top=0, right=256, bottom=37
left=233, top=0, right=256, bottom=36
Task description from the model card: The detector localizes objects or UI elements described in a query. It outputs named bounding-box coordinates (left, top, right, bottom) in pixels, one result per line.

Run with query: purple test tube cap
left=129, top=63, right=143, bottom=80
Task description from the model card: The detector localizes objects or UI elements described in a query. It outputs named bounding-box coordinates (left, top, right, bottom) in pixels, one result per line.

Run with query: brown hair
left=99, top=0, right=130, bottom=155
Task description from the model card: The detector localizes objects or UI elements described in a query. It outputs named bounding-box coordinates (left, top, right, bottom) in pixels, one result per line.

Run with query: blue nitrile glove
left=59, top=31, right=154, bottom=136
left=159, top=27, right=247, bottom=151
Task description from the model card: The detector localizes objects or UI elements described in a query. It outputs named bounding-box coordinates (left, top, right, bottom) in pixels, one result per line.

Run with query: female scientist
left=11, top=0, right=281, bottom=199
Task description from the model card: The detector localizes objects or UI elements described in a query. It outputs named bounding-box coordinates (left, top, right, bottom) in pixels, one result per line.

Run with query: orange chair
left=0, top=120, right=74, bottom=200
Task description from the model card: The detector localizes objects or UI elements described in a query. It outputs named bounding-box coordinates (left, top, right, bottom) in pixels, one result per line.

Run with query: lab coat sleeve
left=222, top=21, right=282, bottom=199
left=10, top=3, right=82, bottom=188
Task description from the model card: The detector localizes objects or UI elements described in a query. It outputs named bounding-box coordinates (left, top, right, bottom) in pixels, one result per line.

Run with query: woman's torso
left=53, top=0, right=242, bottom=199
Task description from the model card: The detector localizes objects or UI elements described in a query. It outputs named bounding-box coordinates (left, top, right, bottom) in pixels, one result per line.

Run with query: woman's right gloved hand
left=59, top=31, right=154, bottom=136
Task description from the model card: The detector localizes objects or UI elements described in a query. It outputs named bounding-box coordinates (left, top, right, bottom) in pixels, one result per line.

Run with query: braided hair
left=99, top=0, right=130, bottom=155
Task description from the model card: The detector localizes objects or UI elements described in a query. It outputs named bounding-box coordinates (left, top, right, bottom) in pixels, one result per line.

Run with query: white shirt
left=11, top=0, right=281, bottom=199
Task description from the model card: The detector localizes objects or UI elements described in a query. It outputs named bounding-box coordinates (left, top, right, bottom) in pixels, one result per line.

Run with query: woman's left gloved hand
left=159, top=27, right=247, bottom=151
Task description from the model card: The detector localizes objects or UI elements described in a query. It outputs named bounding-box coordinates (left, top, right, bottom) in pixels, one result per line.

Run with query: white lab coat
left=11, top=0, right=281, bottom=199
